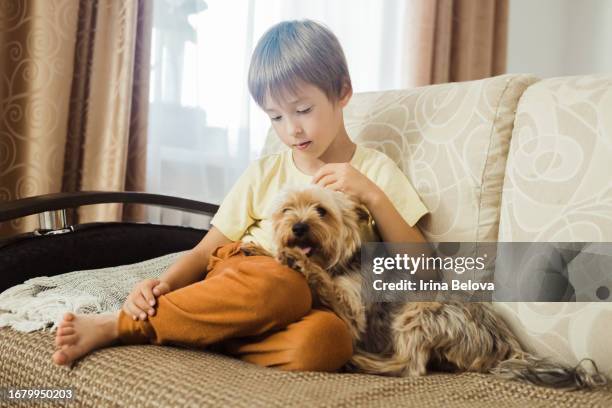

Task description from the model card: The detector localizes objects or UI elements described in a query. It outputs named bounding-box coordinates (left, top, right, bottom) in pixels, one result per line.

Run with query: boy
left=52, top=19, right=429, bottom=371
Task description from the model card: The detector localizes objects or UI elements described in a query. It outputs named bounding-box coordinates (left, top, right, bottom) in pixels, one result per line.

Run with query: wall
left=507, top=0, right=612, bottom=77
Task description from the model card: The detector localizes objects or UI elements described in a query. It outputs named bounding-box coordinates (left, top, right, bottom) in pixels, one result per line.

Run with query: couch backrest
left=494, top=74, right=612, bottom=376
left=498, top=74, right=612, bottom=242
left=261, top=73, right=538, bottom=243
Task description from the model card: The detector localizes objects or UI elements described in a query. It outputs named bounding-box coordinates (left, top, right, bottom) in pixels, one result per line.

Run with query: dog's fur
left=240, top=186, right=607, bottom=390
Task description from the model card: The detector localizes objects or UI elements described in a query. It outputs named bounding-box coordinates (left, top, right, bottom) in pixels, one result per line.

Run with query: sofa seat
left=2, top=327, right=611, bottom=407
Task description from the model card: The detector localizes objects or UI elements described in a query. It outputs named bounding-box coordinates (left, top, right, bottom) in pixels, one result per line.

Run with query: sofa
left=263, top=72, right=612, bottom=381
left=1, top=73, right=611, bottom=407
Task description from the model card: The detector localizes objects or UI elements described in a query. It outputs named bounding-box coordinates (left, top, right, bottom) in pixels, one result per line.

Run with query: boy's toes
left=58, top=319, right=74, bottom=329
left=57, top=327, right=75, bottom=336
left=52, top=350, right=69, bottom=365
left=52, top=347, right=78, bottom=366
left=62, top=312, right=75, bottom=322
left=55, top=334, right=78, bottom=347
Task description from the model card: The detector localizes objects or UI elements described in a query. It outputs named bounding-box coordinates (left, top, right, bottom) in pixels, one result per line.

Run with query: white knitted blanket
left=0, top=251, right=186, bottom=333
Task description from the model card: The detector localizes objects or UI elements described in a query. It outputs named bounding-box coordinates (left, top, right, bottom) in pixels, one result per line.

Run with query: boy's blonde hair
left=248, top=19, right=352, bottom=108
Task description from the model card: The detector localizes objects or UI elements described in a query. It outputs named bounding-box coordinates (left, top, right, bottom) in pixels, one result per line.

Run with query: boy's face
left=262, top=81, right=352, bottom=160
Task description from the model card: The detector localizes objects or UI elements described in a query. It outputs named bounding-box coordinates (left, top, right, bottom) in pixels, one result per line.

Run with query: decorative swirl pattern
left=27, top=26, right=57, bottom=57
left=7, top=40, right=22, bottom=60
left=0, top=187, right=11, bottom=202
left=0, top=0, right=151, bottom=238
left=0, top=0, right=21, bottom=24
left=20, top=59, right=40, bottom=81
left=493, top=74, right=612, bottom=377
left=0, top=136, right=11, bottom=168
left=263, top=73, right=612, bottom=375
left=24, top=98, right=58, bottom=131
left=262, top=73, right=538, bottom=242
left=16, top=174, right=38, bottom=198
left=6, top=103, right=23, bottom=123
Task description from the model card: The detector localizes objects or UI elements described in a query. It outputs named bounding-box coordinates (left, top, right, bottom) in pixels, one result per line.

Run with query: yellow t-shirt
left=210, top=144, right=429, bottom=252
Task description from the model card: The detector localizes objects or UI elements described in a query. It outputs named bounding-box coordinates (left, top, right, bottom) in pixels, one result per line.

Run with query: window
left=147, top=0, right=408, bottom=226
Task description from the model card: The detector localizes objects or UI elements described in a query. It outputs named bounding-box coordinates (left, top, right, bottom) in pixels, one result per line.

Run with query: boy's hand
left=312, top=163, right=381, bottom=205
left=122, top=279, right=171, bottom=321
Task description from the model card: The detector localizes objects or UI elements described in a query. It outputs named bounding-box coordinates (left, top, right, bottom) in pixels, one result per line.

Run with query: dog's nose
left=292, top=222, right=309, bottom=237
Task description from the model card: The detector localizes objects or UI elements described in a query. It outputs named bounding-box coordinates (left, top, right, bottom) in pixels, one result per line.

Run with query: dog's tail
left=347, top=350, right=412, bottom=376
left=491, top=353, right=608, bottom=390
left=349, top=345, right=608, bottom=390
left=488, top=317, right=608, bottom=390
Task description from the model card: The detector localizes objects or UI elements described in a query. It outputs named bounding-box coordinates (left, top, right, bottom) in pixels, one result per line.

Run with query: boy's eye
left=297, top=107, right=312, bottom=114
left=271, top=116, right=281, bottom=122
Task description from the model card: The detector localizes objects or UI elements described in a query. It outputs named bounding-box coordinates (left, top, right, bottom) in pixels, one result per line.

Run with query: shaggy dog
left=240, top=186, right=607, bottom=390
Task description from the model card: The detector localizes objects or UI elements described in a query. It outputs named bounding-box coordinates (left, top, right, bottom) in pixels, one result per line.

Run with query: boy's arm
left=312, top=162, right=435, bottom=278
left=312, top=162, right=428, bottom=244
left=363, top=186, right=438, bottom=281
left=158, top=226, right=233, bottom=291
left=159, top=159, right=259, bottom=291
left=363, top=185, right=427, bottom=244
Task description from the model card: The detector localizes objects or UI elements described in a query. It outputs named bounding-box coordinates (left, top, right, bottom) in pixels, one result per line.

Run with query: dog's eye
left=315, top=206, right=327, bottom=217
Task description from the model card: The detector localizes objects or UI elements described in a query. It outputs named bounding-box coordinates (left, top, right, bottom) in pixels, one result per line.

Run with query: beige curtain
left=402, top=0, right=509, bottom=87
left=0, top=0, right=152, bottom=238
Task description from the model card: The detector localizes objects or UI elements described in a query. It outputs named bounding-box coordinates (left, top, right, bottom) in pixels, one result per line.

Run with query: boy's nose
left=286, top=120, right=303, bottom=137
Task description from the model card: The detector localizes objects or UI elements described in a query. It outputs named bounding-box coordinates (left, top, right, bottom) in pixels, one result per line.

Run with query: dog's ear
left=354, top=203, right=371, bottom=224
left=270, top=187, right=296, bottom=216
left=343, top=194, right=370, bottom=223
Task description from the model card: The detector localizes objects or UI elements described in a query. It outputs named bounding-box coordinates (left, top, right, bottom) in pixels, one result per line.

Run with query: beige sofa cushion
left=494, top=74, right=612, bottom=376
left=262, top=74, right=538, bottom=243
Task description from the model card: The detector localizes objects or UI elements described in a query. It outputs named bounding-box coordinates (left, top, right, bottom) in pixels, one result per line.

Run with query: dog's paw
left=277, top=247, right=308, bottom=272
left=240, top=243, right=271, bottom=257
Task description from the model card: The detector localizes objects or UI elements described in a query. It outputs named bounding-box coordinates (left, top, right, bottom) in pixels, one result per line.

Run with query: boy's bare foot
left=52, top=310, right=121, bottom=366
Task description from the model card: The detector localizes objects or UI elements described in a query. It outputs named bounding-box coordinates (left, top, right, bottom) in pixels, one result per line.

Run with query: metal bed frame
left=0, top=191, right=219, bottom=292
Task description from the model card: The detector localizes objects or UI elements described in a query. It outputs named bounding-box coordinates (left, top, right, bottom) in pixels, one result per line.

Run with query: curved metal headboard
left=0, top=191, right=220, bottom=223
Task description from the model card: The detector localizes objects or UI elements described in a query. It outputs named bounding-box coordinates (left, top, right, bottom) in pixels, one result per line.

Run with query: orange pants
left=117, top=241, right=353, bottom=372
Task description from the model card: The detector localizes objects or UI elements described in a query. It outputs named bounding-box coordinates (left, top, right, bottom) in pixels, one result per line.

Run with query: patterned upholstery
left=263, top=74, right=538, bottom=243
left=493, top=75, right=612, bottom=377
left=263, top=73, right=612, bottom=377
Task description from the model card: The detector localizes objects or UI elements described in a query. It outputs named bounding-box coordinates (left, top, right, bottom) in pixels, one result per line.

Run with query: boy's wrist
left=362, top=186, right=383, bottom=208
left=155, top=276, right=174, bottom=292
left=159, top=279, right=173, bottom=291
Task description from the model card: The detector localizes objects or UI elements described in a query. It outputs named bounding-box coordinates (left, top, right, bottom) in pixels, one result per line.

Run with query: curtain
left=0, top=0, right=152, bottom=238
left=402, top=0, right=509, bottom=87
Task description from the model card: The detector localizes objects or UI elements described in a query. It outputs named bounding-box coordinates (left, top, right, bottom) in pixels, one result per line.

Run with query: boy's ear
left=338, top=80, right=352, bottom=108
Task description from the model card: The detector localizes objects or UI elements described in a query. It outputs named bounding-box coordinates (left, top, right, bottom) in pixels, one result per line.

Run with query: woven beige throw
left=0, top=251, right=185, bottom=332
